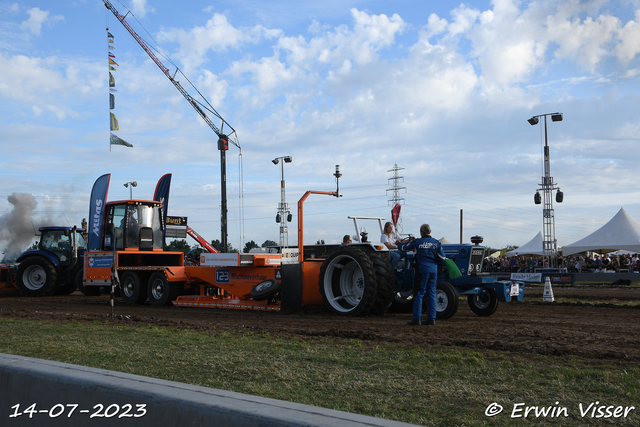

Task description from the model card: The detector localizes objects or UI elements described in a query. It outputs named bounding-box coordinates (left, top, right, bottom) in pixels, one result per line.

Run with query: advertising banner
left=88, top=174, right=111, bottom=250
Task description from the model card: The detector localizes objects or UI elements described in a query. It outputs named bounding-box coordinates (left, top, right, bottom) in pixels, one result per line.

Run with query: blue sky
left=1, top=0, right=640, bottom=255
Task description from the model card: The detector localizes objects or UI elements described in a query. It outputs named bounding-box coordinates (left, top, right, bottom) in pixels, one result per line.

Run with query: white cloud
left=157, top=13, right=282, bottom=71
left=615, top=10, right=640, bottom=64
left=130, top=0, right=153, bottom=18
left=20, top=7, right=63, bottom=36
left=0, top=52, right=102, bottom=118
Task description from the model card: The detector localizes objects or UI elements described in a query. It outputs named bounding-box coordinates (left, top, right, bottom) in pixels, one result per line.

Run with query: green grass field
left=0, top=318, right=638, bottom=426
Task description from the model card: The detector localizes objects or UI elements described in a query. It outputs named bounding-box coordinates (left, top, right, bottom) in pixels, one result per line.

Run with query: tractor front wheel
left=468, top=288, right=499, bottom=316
left=435, top=280, right=459, bottom=319
left=319, top=246, right=378, bottom=316
left=16, top=257, right=58, bottom=297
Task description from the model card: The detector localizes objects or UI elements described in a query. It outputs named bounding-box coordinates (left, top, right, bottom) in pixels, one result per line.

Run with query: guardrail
left=0, top=353, right=418, bottom=427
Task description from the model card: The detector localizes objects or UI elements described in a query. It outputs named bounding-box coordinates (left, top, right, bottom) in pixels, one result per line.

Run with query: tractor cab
left=38, top=227, right=87, bottom=267
left=103, top=200, right=164, bottom=251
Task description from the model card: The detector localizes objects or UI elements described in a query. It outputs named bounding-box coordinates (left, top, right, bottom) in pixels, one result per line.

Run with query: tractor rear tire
left=54, top=268, right=82, bottom=296
left=120, top=272, right=147, bottom=305
left=16, top=257, right=58, bottom=297
left=368, top=253, right=396, bottom=316
left=147, top=272, right=179, bottom=306
left=250, top=279, right=281, bottom=301
left=435, top=280, right=459, bottom=320
left=468, top=288, right=499, bottom=317
left=319, top=246, right=378, bottom=316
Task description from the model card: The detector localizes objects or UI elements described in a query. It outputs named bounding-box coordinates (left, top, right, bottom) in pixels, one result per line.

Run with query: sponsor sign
left=281, top=248, right=300, bottom=264
left=88, top=174, right=110, bottom=250
left=87, top=256, right=113, bottom=268
left=201, top=253, right=239, bottom=267
left=511, top=272, right=542, bottom=282
left=165, top=215, right=187, bottom=238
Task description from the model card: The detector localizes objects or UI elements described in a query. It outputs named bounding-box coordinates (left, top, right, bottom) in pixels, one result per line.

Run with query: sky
left=1, top=0, right=639, bottom=256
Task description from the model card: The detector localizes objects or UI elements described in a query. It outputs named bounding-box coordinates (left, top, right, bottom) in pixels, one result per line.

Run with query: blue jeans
left=413, top=271, right=437, bottom=322
left=389, top=251, right=401, bottom=268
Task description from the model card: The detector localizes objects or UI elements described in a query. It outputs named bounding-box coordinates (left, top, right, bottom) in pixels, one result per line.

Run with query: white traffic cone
left=543, top=276, right=554, bottom=302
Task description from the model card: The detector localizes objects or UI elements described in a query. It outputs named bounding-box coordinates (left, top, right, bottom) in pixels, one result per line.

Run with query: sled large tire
left=468, top=288, right=499, bottom=317
left=368, top=253, right=397, bottom=316
left=435, top=280, right=459, bottom=320
left=319, top=246, right=378, bottom=316
left=120, top=272, right=147, bottom=305
left=147, top=272, right=180, bottom=307
left=16, top=257, right=58, bottom=297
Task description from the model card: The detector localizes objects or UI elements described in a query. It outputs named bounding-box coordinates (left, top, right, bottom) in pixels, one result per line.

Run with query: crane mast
left=103, top=0, right=239, bottom=251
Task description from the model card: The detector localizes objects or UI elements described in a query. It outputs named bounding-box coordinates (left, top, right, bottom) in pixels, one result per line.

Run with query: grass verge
left=0, top=318, right=638, bottom=426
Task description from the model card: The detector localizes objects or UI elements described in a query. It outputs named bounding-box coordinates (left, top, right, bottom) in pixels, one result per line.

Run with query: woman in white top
left=381, top=221, right=402, bottom=268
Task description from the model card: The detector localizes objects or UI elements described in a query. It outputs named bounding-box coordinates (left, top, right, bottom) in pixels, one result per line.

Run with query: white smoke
left=0, top=193, right=43, bottom=263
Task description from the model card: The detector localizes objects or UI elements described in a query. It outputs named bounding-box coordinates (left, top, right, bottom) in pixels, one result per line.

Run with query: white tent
left=439, top=237, right=453, bottom=244
left=562, top=208, right=640, bottom=256
left=505, top=231, right=544, bottom=257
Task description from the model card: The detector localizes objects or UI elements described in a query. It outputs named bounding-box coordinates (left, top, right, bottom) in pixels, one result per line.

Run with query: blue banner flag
left=88, top=174, right=111, bottom=250
left=153, top=173, right=172, bottom=246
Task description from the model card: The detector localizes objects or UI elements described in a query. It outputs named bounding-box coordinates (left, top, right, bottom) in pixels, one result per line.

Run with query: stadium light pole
left=528, top=113, right=563, bottom=269
left=272, top=156, right=292, bottom=248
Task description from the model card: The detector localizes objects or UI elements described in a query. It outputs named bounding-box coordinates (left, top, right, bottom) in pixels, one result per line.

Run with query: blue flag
left=88, top=174, right=111, bottom=250
left=153, top=173, right=172, bottom=246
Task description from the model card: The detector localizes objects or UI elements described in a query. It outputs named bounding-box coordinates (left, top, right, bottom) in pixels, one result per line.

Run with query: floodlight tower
left=528, top=112, right=564, bottom=268
left=273, top=156, right=293, bottom=248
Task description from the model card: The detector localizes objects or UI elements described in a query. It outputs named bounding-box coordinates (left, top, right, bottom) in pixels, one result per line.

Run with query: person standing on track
left=398, top=224, right=446, bottom=326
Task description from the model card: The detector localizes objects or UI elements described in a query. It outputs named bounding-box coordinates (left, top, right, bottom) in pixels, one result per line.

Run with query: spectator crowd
left=482, top=252, right=640, bottom=273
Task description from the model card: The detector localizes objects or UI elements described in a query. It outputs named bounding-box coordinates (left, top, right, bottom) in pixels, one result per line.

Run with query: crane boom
left=103, top=0, right=240, bottom=251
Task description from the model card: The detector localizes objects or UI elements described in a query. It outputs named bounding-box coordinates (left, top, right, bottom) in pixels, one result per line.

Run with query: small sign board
left=166, top=216, right=188, bottom=238
left=201, top=253, right=239, bottom=267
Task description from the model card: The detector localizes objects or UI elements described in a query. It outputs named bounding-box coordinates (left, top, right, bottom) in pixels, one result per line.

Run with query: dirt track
left=1, top=286, right=639, bottom=364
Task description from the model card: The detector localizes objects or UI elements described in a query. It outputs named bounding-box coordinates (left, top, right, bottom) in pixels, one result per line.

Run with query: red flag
left=391, top=204, right=401, bottom=226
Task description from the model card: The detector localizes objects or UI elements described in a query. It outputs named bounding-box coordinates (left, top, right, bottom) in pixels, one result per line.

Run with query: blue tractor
left=344, top=217, right=524, bottom=319
left=391, top=237, right=525, bottom=318
left=15, top=226, right=87, bottom=297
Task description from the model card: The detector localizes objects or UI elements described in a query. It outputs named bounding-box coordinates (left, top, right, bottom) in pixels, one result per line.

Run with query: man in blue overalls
left=398, top=224, right=446, bottom=326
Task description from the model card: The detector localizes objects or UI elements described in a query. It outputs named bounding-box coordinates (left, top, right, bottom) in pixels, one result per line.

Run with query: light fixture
left=124, top=181, right=137, bottom=199
left=551, top=113, right=563, bottom=122
left=527, top=117, right=539, bottom=126
left=272, top=158, right=279, bottom=165
left=284, top=156, right=292, bottom=163
left=534, top=191, right=541, bottom=204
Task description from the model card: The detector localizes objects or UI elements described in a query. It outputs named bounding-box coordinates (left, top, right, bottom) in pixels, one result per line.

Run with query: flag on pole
left=110, top=133, right=132, bottom=147
left=110, top=112, right=119, bottom=131
left=108, top=28, right=131, bottom=149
